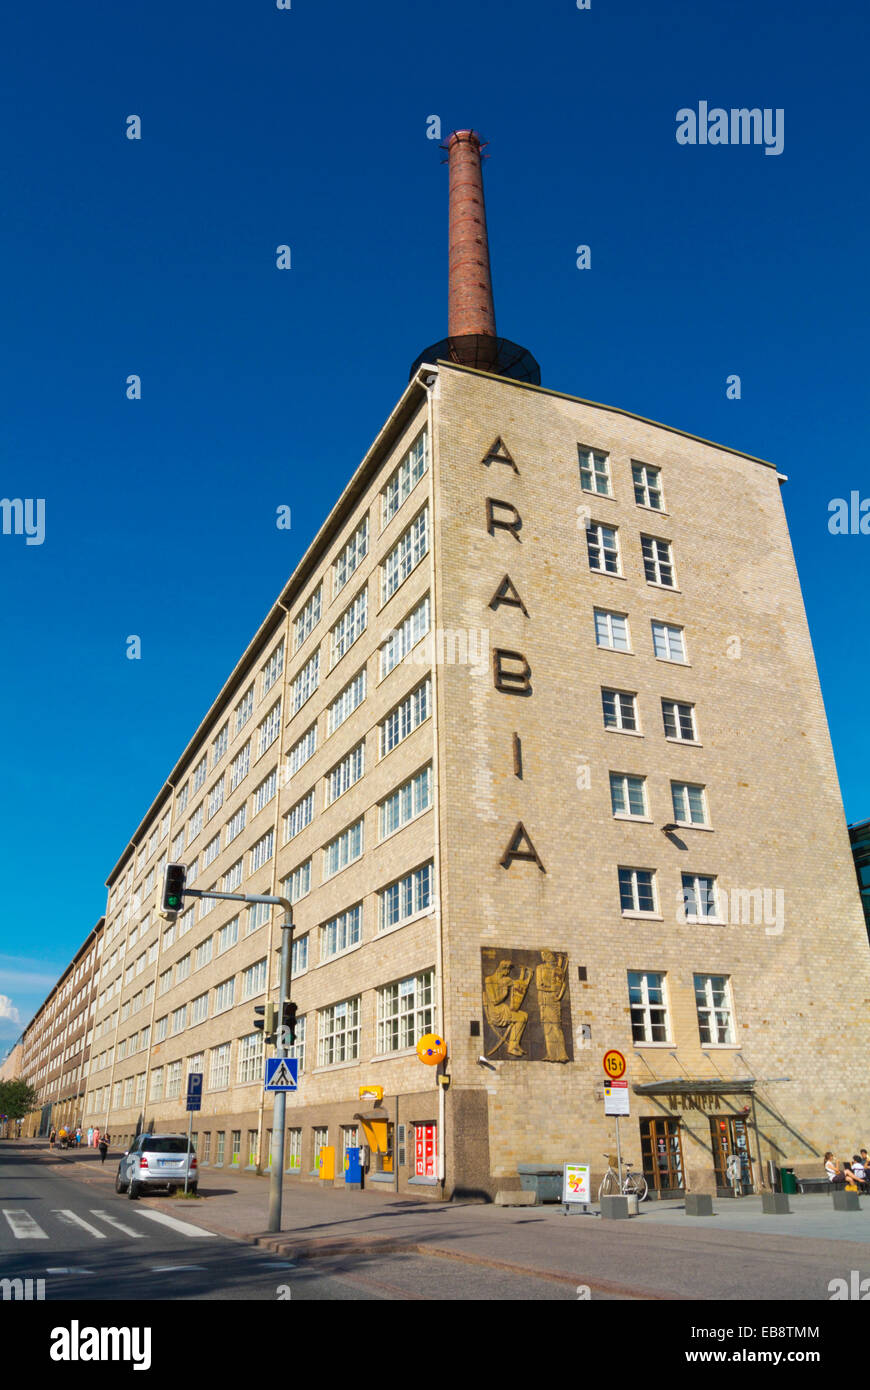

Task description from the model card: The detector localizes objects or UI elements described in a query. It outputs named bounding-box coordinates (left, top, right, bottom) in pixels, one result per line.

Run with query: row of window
left=579, top=449, right=665, bottom=512
left=587, top=524, right=676, bottom=587
left=610, top=773, right=708, bottom=826
left=603, top=689, right=699, bottom=741
left=595, top=610, right=688, bottom=663
left=631, top=972, right=734, bottom=1045
left=619, top=869, right=723, bottom=920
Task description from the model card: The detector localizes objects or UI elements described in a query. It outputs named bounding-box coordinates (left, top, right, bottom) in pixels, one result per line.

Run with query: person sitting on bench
left=825, top=1152, right=847, bottom=1187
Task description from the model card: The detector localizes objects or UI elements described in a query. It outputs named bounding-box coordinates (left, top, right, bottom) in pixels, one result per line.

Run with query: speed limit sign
left=602, top=1049, right=626, bottom=1079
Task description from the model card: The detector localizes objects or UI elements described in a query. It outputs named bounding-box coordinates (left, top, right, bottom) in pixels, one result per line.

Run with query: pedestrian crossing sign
left=265, top=1057, right=298, bottom=1091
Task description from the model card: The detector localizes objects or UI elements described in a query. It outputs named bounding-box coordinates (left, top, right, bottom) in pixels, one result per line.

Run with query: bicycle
left=598, top=1153, right=649, bottom=1201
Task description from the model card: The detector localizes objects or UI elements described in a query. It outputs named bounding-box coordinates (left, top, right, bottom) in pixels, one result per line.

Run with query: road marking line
left=53, top=1210, right=107, bottom=1239
left=2, top=1210, right=48, bottom=1240
left=133, top=1209, right=215, bottom=1238
left=150, top=1265, right=206, bottom=1272
left=89, top=1210, right=146, bottom=1239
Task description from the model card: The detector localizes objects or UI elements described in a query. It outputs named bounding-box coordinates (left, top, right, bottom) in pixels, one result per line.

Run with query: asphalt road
left=0, top=1148, right=581, bottom=1301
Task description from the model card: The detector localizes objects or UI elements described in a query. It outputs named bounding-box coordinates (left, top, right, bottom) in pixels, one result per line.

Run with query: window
left=291, top=652, right=320, bottom=713
left=158, top=969, right=172, bottom=996
left=377, top=971, right=434, bottom=1053
left=672, top=782, right=707, bottom=826
left=602, top=688, right=638, bottom=732
left=223, top=859, right=243, bottom=892
left=192, top=755, right=208, bottom=793
left=241, top=958, right=268, bottom=1000
left=218, top=916, right=239, bottom=954
left=327, top=668, right=366, bottom=736
left=333, top=517, right=369, bottom=597
left=282, top=860, right=311, bottom=905
left=199, top=888, right=216, bottom=919
left=226, top=745, right=247, bottom=789
left=380, top=862, right=433, bottom=931
left=323, top=819, right=364, bottom=879
left=191, top=992, right=208, bottom=1025
left=254, top=767, right=278, bottom=815
left=652, top=621, right=686, bottom=663
left=318, top=998, right=361, bottom=1066
left=594, top=608, right=630, bottom=652
left=200, top=1132, right=211, bottom=1163
left=321, top=904, right=362, bottom=960
left=187, top=804, right=203, bottom=844
left=662, top=700, right=697, bottom=742
left=578, top=446, right=611, bottom=496
left=214, top=978, right=236, bottom=1013
left=382, top=507, right=429, bottom=603
left=312, top=1126, right=328, bottom=1172
left=154, top=1015, right=167, bottom=1043
left=331, top=586, right=368, bottom=667
left=237, top=1031, right=264, bottom=1085
left=380, top=678, right=430, bottom=756
left=291, top=935, right=308, bottom=975
left=283, top=790, right=314, bottom=842
left=287, top=1128, right=302, bottom=1171
left=179, top=900, right=195, bottom=930
left=325, top=743, right=365, bottom=806
left=694, top=975, right=735, bottom=1045
left=247, top=900, right=271, bottom=934
left=632, top=462, right=663, bottom=511
left=618, top=867, right=657, bottom=914
left=166, top=1060, right=183, bottom=1099
left=188, top=1053, right=203, bottom=1075
left=171, top=1004, right=188, bottom=1034
left=261, top=640, right=285, bottom=698
left=382, top=432, right=428, bottom=525
left=250, top=830, right=274, bottom=875
left=641, top=535, right=675, bottom=587
left=215, top=1131, right=226, bottom=1165
left=150, top=1067, right=164, bottom=1101
left=209, top=1044, right=231, bottom=1090
left=294, top=588, right=322, bottom=651
left=203, top=833, right=221, bottom=868
left=287, top=723, right=317, bottom=779
left=225, top=804, right=247, bottom=845
left=176, top=954, right=191, bottom=983
left=206, top=781, right=224, bottom=823
left=234, top=686, right=254, bottom=735
left=211, top=723, right=228, bottom=767
left=586, top=523, right=620, bottom=574
left=257, top=702, right=281, bottom=758
left=380, top=765, right=431, bottom=838
left=380, top=596, right=430, bottom=678
left=610, top=773, right=647, bottom=818
left=628, top=971, right=669, bottom=1043
left=171, top=829, right=185, bottom=861
left=681, top=873, right=719, bottom=921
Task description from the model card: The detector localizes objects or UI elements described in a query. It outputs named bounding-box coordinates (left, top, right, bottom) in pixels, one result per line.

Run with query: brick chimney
left=410, top=130, right=540, bottom=385
left=446, top=130, right=497, bottom=345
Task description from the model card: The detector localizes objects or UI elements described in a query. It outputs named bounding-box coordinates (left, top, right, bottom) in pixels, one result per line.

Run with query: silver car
left=115, top=1132, right=198, bottom=1199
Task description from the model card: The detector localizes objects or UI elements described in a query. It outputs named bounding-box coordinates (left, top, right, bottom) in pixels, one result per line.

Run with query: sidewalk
left=22, top=1140, right=870, bottom=1300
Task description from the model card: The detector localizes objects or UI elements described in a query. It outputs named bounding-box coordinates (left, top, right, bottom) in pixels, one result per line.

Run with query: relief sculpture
left=481, top=947, right=572, bottom=1062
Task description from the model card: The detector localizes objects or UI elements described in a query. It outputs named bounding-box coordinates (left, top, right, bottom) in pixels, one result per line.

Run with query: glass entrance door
left=710, top=1115, right=755, bottom=1194
left=640, top=1117, right=685, bottom=1193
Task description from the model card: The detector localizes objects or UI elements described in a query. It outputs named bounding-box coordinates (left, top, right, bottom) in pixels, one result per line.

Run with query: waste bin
left=517, top=1164, right=563, bottom=1204
left=780, top=1167, right=798, bottom=1195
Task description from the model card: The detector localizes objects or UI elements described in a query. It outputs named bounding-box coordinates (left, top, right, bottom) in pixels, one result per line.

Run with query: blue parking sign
left=186, top=1073, right=203, bottom=1111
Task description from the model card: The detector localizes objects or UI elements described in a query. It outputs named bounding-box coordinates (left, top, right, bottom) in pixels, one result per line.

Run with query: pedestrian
left=75, top=1127, right=82, bottom=1147
left=49, top=1128, right=56, bottom=1149
left=87, top=1126, right=94, bottom=1148
left=824, top=1151, right=847, bottom=1187
left=98, top=1134, right=109, bottom=1165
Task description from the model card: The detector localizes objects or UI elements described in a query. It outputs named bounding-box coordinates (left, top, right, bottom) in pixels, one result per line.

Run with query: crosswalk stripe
left=3, top=1210, right=48, bottom=1240
left=53, top=1210, right=107, bottom=1239
left=133, top=1209, right=215, bottom=1238
left=89, top=1210, right=146, bottom=1239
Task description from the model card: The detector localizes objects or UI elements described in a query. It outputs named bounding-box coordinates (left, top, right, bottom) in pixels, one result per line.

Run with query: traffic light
left=254, top=1002, right=278, bottom=1044
left=281, top=1000, right=297, bottom=1045
left=161, top=863, right=186, bottom=917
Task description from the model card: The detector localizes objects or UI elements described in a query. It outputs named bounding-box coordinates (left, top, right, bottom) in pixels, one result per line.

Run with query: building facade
left=849, top=819, right=870, bottom=941
left=17, top=361, right=870, bottom=1198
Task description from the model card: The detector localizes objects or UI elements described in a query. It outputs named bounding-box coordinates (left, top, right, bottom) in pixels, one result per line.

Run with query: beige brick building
left=17, top=360, right=870, bottom=1199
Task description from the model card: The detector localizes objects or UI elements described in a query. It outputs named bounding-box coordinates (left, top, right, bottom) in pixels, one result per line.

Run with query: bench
left=796, top=1177, right=833, bottom=1195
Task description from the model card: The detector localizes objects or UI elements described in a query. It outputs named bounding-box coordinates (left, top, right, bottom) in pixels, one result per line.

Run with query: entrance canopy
left=633, top=1079, right=755, bottom=1096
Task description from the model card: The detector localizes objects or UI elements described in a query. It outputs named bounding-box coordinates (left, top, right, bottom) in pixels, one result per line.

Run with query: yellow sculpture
left=484, top=960, right=531, bottom=1056
left=535, top=950, right=568, bottom=1062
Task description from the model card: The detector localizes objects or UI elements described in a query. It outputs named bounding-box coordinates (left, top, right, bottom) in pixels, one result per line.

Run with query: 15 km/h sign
left=602, top=1049, right=626, bottom=1080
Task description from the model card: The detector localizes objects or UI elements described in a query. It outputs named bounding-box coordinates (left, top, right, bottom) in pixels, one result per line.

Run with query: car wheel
left=115, top=1172, right=128, bottom=1194
left=127, top=1179, right=141, bottom=1200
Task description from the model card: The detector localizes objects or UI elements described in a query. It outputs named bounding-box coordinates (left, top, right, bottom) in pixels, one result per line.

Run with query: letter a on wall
left=481, top=437, right=519, bottom=474
left=500, top=822, right=546, bottom=872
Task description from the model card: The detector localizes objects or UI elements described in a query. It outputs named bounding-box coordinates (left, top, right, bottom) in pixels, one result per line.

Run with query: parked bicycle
left=598, top=1153, right=649, bottom=1201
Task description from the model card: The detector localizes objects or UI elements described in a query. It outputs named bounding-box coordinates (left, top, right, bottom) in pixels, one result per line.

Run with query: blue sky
left=1, top=0, right=868, bottom=1042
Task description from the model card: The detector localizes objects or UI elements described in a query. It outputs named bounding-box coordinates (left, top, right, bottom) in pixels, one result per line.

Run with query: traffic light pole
left=174, top=887, right=294, bottom=1234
